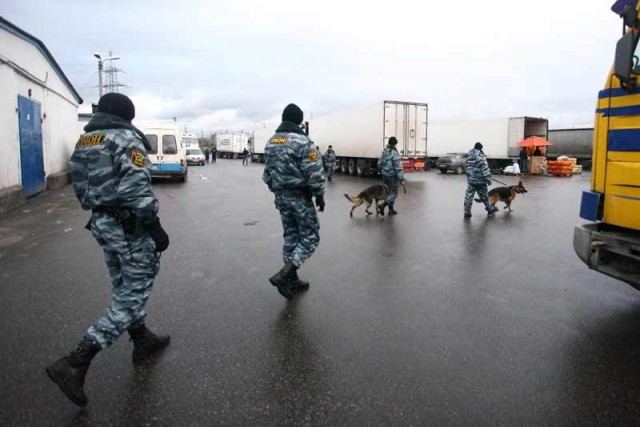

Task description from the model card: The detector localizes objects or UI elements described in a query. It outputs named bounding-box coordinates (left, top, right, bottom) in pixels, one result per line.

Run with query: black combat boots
left=269, top=261, right=298, bottom=299
left=45, top=339, right=101, bottom=407
left=128, top=323, right=171, bottom=363
left=378, top=202, right=388, bottom=216
left=292, top=269, right=310, bottom=293
left=388, top=202, right=398, bottom=215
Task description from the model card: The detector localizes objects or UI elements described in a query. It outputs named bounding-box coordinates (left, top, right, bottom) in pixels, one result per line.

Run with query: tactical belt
left=278, top=188, right=313, bottom=198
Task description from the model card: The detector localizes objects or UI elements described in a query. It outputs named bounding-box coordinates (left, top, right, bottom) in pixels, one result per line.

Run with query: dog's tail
left=344, top=194, right=359, bottom=203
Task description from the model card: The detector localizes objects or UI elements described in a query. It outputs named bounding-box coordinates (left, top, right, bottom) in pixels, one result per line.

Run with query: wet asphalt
left=1, top=159, right=640, bottom=425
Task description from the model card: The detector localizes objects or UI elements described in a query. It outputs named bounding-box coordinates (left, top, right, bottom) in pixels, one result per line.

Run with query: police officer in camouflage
left=464, top=142, right=499, bottom=218
left=263, top=103, right=325, bottom=299
left=46, top=93, right=171, bottom=407
left=324, top=145, right=337, bottom=181
left=377, top=136, right=405, bottom=216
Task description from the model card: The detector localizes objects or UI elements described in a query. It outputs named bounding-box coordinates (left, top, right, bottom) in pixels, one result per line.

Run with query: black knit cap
left=97, top=93, right=135, bottom=121
left=282, top=103, right=303, bottom=125
left=388, top=136, right=398, bottom=145
left=474, top=142, right=483, bottom=150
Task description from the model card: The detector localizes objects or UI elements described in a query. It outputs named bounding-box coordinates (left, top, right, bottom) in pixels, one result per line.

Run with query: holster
left=92, top=206, right=140, bottom=236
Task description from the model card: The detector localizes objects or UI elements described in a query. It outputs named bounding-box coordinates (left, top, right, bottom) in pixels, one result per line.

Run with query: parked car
left=186, top=148, right=205, bottom=166
left=143, top=126, right=188, bottom=182
left=436, top=153, right=468, bottom=174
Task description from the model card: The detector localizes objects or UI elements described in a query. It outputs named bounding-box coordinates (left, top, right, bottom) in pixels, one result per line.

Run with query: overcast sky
left=0, top=0, right=623, bottom=132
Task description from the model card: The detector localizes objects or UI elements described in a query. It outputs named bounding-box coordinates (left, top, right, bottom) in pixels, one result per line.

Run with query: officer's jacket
left=262, top=122, right=325, bottom=197
left=465, top=148, right=492, bottom=185
left=378, top=145, right=405, bottom=181
left=324, top=150, right=336, bottom=164
left=69, top=112, right=159, bottom=219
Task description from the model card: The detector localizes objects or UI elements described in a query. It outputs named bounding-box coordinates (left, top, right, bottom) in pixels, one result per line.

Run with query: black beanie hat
left=474, top=142, right=483, bottom=150
left=388, top=136, right=398, bottom=145
left=97, top=93, right=135, bottom=121
left=282, top=103, right=303, bottom=125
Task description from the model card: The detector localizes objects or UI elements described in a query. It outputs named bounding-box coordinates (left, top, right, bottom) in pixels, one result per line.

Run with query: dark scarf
left=84, top=112, right=151, bottom=151
left=276, top=121, right=306, bottom=135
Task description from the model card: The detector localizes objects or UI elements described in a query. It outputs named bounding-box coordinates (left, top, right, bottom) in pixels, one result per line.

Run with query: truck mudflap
left=574, top=222, right=640, bottom=288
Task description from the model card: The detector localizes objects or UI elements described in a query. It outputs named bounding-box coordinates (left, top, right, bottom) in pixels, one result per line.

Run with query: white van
left=143, top=126, right=188, bottom=182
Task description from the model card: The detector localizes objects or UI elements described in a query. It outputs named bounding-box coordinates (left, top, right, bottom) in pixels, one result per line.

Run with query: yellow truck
left=573, top=0, right=640, bottom=287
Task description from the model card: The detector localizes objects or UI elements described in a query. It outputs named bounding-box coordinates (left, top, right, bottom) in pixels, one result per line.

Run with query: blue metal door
left=18, top=96, right=45, bottom=196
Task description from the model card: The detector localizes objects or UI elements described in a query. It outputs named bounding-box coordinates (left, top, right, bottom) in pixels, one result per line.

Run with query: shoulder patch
left=310, top=151, right=319, bottom=162
left=76, top=134, right=105, bottom=148
left=130, top=149, right=145, bottom=167
left=270, top=137, right=287, bottom=145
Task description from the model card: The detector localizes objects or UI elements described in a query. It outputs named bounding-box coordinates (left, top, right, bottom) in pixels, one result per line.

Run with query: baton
left=402, top=182, right=407, bottom=194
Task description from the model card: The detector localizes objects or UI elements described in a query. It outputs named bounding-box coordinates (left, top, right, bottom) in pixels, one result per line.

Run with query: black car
left=436, top=153, right=468, bottom=174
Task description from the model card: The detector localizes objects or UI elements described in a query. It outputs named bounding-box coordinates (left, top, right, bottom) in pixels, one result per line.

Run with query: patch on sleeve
left=270, top=137, right=287, bottom=145
left=310, top=151, right=319, bottom=162
left=76, top=134, right=105, bottom=148
left=130, top=149, right=145, bottom=167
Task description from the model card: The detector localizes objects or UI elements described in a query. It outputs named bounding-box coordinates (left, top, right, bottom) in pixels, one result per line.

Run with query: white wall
left=0, top=26, right=80, bottom=191
left=0, top=65, right=20, bottom=189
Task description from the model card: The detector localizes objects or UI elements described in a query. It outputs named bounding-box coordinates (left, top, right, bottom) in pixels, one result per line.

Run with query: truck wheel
left=363, top=161, right=372, bottom=176
left=348, top=158, right=356, bottom=175
left=340, top=158, right=349, bottom=174
left=356, top=159, right=366, bottom=176
left=455, top=166, right=463, bottom=174
left=439, top=169, right=447, bottom=174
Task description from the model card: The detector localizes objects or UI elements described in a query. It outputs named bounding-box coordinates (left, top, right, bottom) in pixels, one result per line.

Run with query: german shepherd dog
left=344, top=184, right=389, bottom=217
left=475, top=181, right=528, bottom=212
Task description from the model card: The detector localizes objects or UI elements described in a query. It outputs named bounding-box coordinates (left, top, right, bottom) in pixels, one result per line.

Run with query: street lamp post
left=93, top=52, right=120, bottom=98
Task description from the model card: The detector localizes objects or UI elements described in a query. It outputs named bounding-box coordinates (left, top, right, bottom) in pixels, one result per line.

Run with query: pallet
left=548, top=173, right=573, bottom=177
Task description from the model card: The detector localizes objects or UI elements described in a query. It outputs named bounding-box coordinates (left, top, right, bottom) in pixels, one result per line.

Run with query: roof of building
left=0, top=15, right=83, bottom=104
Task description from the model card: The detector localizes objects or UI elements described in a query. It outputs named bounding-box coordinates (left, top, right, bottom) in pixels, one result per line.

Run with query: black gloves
left=315, top=194, right=325, bottom=212
left=145, top=218, right=170, bottom=252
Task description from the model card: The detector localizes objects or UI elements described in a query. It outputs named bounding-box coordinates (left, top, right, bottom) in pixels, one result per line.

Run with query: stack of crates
left=547, top=160, right=574, bottom=176
left=570, top=158, right=583, bottom=174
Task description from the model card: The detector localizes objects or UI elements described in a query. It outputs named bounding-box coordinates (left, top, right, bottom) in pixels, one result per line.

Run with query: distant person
left=464, top=142, right=498, bottom=218
left=204, top=147, right=211, bottom=163
left=324, top=145, right=337, bottom=182
left=519, top=147, right=528, bottom=173
left=46, top=93, right=170, bottom=407
left=533, top=147, right=542, bottom=156
left=211, top=147, right=217, bottom=163
left=377, top=137, right=405, bottom=216
left=263, top=103, right=325, bottom=299
left=242, top=147, right=250, bottom=166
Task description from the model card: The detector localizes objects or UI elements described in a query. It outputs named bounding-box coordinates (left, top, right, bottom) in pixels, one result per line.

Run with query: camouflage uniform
left=324, top=149, right=337, bottom=180
left=70, top=112, right=160, bottom=349
left=464, top=148, right=494, bottom=215
left=378, top=145, right=405, bottom=205
left=263, top=122, right=325, bottom=268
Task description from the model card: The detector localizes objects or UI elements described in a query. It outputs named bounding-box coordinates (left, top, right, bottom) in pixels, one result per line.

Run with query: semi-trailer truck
left=427, top=117, right=548, bottom=170
left=573, top=0, right=640, bottom=288
left=308, top=100, right=428, bottom=176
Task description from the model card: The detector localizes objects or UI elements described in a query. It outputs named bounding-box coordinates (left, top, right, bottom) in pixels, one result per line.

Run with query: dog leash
left=492, top=177, right=512, bottom=187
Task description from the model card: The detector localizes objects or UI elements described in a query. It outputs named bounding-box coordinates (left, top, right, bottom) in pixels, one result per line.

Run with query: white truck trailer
left=427, top=117, right=548, bottom=169
left=216, top=131, right=251, bottom=159
left=251, top=126, right=275, bottom=162
left=308, top=100, right=428, bottom=176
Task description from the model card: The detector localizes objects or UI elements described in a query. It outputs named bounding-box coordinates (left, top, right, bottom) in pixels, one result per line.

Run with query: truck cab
left=573, top=0, right=640, bottom=288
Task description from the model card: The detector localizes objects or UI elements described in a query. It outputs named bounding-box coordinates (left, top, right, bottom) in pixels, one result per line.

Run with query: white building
left=0, top=15, right=83, bottom=213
